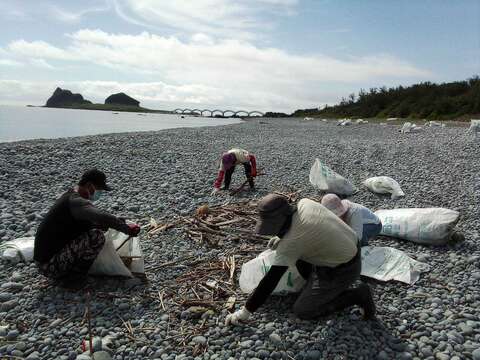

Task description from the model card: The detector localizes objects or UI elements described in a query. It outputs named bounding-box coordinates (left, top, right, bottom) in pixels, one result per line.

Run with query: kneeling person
left=226, top=194, right=375, bottom=326
left=34, top=169, right=140, bottom=288
left=321, top=194, right=382, bottom=246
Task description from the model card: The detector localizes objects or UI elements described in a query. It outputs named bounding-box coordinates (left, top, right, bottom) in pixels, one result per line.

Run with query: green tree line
left=292, top=76, right=480, bottom=120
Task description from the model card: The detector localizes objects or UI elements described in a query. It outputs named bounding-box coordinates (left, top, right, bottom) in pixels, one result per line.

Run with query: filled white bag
left=239, top=249, right=306, bottom=294
left=0, top=237, right=35, bottom=263
left=363, top=176, right=405, bottom=199
left=400, top=122, right=423, bottom=133
left=469, top=119, right=480, bottom=136
left=309, top=159, right=357, bottom=196
left=361, top=246, right=430, bottom=284
left=375, top=208, right=460, bottom=245
left=89, top=227, right=145, bottom=277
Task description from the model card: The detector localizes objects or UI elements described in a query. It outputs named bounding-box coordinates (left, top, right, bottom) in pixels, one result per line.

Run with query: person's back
left=35, top=190, right=92, bottom=263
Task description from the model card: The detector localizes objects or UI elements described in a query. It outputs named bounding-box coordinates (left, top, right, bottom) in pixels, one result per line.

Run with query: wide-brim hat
left=321, top=193, right=349, bottom=217
left=255, top=194, right=294, bottom=236
left=222, top=153, right=236, bottom=170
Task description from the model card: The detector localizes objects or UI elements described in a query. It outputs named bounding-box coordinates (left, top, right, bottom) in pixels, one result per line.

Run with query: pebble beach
left=0, top=118, right=479, bottom=360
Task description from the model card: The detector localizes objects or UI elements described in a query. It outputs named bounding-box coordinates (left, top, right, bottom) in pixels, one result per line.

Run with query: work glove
left=225, top=306, right=251, bottom=326
left=211, top=188, right=221, bottom=196
left=268, top=236, right=282, bottom=250
left=127, top=223, right=141, bottom=237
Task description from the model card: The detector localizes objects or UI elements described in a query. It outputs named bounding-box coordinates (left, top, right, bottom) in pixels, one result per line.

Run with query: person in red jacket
left=34, top=169, right=141, bottom=289
left=211, top=148, right=257, bottom=195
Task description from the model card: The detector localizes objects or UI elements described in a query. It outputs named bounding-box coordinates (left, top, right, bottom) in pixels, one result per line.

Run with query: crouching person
left=321, top=194, right=382, bottom=246
left=211, top=148, right=257, bottom=195
left=34, top=169, right=140, bottom=289
left=226, top=194, right=375, bottom=326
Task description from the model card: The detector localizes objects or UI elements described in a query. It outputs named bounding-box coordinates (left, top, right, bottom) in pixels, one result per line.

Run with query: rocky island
left=43, top=87, right=171, bottom=113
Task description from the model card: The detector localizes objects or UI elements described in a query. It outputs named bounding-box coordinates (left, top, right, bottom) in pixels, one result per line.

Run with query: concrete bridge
left=173, top=109, right=264, bottom=117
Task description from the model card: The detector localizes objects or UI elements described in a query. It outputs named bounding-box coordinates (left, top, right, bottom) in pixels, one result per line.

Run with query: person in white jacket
left=321, top=194, right=382, bottom=246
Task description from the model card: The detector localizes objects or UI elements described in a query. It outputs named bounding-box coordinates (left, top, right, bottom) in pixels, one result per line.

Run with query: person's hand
left=127, top=223, right=141, bottom=237
left=225, top=306, right=251, bottom=326
left=268, top=236, right=281, bottom=250
left=211, top=188, right=221, bottom=196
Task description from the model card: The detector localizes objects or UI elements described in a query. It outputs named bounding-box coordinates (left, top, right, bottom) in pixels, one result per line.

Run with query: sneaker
left=357, top=283, right=376, bottom=320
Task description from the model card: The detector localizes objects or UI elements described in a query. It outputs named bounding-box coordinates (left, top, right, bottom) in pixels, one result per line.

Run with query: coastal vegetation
left=292, top=76, right=480, bottom=120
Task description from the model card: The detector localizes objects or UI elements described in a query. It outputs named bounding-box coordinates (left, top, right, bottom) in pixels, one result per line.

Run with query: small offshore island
left=43, top=87, right=172, bottom=114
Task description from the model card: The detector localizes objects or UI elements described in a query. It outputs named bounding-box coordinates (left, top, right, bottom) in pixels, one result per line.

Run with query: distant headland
left=43, top=87, right=171, bottom=114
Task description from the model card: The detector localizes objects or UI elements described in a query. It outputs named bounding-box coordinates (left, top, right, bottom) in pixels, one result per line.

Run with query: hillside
left=293, top=76, right=480, bottom=120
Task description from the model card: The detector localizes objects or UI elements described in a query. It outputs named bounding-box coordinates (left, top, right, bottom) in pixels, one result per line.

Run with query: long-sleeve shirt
left=244, top=199, right=358, bottom=312
left=34, top=189, right=129, bottom=263
left=343, top=201, right=381, bottom=241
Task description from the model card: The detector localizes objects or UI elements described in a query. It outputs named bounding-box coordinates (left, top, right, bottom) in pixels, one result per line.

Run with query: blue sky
left=0, top=0, right=478, bottom=112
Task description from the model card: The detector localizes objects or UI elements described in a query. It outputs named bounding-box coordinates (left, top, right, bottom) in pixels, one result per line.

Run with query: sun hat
left=255, top=194, right=294, bottom=235
left=321, top=193, right=350, bottom=217
left=222, top=153, right=236, bottom=170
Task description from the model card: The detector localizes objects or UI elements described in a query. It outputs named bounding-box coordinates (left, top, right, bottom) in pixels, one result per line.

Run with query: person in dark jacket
left=34, top=169, right=140, bottom=288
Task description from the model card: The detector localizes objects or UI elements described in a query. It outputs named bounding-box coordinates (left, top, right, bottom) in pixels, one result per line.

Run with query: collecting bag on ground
left=361, top=246, right=430, bottom=284
left=309, top=159, right=357, bottom=196
left=239, top=249, right=306, bottom=294
left=375, top=208, right=460, bottom=245
left=0, top=237, right=35, bottom=263
left=363, top=176, right=405, bottom=199
left=89, top=226, right=145, bottom=277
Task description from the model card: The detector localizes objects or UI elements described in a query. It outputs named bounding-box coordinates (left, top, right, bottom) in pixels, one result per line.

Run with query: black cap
left=79, top=169, right=112, bottom=191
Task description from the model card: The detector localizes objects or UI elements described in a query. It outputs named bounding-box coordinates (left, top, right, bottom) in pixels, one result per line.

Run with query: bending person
left=321, top=194, right=382, bottom=246
left=212, top=148, right=257, bottom=195
left=34, top=169, right=140, bottom=289
left=225, top=194, right=375, bottom=326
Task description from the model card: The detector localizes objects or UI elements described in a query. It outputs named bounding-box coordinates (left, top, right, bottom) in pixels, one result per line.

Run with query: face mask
left=92, top=190, right=104, bottom=202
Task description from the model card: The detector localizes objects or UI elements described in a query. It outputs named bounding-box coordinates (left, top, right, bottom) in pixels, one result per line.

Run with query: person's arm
left=226, top=265, right=287, bottom=326
left=245, top=265, right=288, bottom=312
left=213, top=170, right=225, bottom=189
left=70, top=196, right=130, bottom=234
left=249, top=154, right=257, bottom=177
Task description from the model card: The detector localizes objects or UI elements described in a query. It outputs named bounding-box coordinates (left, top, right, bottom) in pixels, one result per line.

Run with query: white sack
left=239, top=249, right=306, bottom=294
left=469, top=119, right=480, bottom=135
left=309, top=159, right=357, bottom=196
left=0, top=237, right=34, bottom=263
left=375, top=208, right=460, bottom=245
left=363, top=176, right=405, bottom=199
left=89, top=227, right=145, bottom=277
left=400, top=122, right=423, bottom=133
left=361, top=246, right=430, bottom=284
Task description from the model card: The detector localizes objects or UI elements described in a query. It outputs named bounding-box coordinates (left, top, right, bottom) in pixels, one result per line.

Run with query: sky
left=0, top=0, right=479, bottom=112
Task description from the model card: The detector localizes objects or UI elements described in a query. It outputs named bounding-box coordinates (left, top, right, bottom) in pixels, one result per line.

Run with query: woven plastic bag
left=375, top=208, right=460, bottom=245
left=363, top=176, right=405, bottom=199
left=309, top=159, right=357, bottom=196
left=239, top=249, right=306, bottom=295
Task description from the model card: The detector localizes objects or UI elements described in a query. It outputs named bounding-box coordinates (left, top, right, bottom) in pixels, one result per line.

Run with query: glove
left=127, top=223, right=141, bottom=237
left=267, top=236, right=282, bottom=250
left=211, top=188, right=221, bottom=196
left=225, top=306, right=251, bottom=326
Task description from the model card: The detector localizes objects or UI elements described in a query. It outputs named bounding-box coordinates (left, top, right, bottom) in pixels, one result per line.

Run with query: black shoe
left=357, top=283, right=376, bottom=320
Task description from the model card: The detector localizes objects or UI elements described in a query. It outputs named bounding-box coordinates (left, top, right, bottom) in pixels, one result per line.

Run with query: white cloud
left=110, top=0, right=297, bottom=39
left=49, top=3, right=110, bottom=23
left=3, top=29, right=431, bottom=111
left=0, top=59, right=22, bottom=67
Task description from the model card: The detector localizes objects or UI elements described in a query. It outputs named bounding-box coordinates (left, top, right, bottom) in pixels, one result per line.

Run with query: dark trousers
left=224, top=163, right=254, bottom=190
left=293, top=248, right=361, bottom=319
left=36, top=229, right=105, bottom=279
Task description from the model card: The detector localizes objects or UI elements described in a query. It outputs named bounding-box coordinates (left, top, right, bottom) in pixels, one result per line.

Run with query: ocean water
left=0, top=106, right=242, bottom=143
